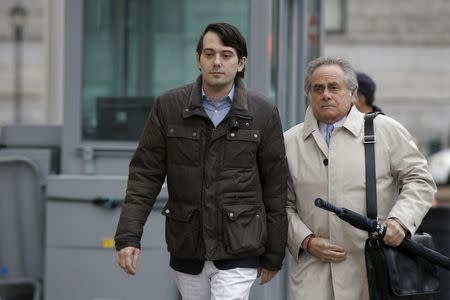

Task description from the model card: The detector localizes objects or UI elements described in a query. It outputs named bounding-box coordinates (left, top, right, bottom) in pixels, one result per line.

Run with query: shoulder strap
left=364, top=112, right=381, bottom=221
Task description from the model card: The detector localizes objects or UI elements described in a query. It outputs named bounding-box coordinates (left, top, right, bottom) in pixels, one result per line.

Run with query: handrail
left=0, top=156, right=46, bottom=186
left=0, top=155, right=46, bottom=281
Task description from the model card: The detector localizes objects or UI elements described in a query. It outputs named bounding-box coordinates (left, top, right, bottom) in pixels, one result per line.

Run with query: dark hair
left=356, top=72, right=376, bottom=106
left=196, top=23, right=248, bottom=79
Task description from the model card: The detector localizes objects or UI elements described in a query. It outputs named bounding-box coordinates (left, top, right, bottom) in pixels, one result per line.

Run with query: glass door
left=61, top=0, right=322, bottom=174
left=81, top=0, right=250, bottom=141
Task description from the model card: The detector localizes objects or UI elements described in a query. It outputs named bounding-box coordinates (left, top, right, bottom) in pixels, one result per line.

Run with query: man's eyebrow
left=202, top=48, right=235, bottom=56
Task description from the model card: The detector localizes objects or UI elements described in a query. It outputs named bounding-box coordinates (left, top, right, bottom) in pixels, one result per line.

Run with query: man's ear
left=196, top=53, right=201, bottom=69
left=238, top=56, right=247, bottom=72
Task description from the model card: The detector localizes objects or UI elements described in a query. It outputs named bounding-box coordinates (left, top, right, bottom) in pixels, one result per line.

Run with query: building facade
left=0, top=0, right=50, bottom=125
left=1, top=1, right=449, bottom=152
left=324, top=0, right=450, bottom=153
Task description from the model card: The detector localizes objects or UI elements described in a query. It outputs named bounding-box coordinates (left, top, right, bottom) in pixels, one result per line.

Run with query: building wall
left=345, top=0, right=450, bottom=45
left=1, top=0, right=449, bottom=153
left=324, top=0, right=450, bottom=153
left=0, top=0, right=46, bottom=126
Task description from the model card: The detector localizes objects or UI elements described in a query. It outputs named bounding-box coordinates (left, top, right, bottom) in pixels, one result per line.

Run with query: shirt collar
left=318, top=116, right=346, bottom=139
left=303, top=105, right=363, bottom=140
left=318, top=115, right=347, bottom=131
left=201, top=85, right=235, bottom=104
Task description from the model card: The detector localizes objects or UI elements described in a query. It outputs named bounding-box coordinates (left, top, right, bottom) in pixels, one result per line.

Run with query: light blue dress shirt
left=318, top=116, right=346, bottom=146
left=201, top=85, right=234, bottom=127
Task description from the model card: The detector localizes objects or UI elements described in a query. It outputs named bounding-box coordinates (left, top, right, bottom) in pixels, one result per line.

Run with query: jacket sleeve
left=384, top=118, right=436, bottom=234
left=257, top=106, right=288, bottom=270
left=286, top=172, right=313, bottom=262
left=114, top=98, right=167, bottom=251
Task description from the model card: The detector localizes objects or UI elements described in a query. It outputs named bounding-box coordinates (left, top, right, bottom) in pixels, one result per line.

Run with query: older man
left=284, top=56, right=436, bottom=300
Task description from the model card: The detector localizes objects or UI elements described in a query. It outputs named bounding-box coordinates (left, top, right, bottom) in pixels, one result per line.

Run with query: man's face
left=196, top=31, right=246, bottom=91
left=309, top=64, right=353, bottom=124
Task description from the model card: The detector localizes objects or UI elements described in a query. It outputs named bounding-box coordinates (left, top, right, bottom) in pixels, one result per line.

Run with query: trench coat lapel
left=303, top=105, right=363, bottom=159
left=303, top=106, right=328, bottom=158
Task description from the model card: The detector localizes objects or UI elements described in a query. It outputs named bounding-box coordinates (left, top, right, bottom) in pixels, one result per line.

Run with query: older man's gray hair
left=304, top=57, right=358, bottom=96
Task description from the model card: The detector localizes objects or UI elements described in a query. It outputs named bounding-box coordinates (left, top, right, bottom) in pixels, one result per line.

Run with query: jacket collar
left=183, top=76, right=250, bottom=119
left=302, top=104, right=363, bottom=140
left=343, top=105, right=364, bottom=137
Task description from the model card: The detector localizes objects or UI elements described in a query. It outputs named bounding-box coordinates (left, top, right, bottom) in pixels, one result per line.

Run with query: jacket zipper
left=201, top=122, right=214, bottom=259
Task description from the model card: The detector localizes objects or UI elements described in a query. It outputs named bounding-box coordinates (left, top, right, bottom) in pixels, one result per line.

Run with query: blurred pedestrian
left=284, top=56, right=436, bottom=300
left=355, top=72, right=383, bottom=113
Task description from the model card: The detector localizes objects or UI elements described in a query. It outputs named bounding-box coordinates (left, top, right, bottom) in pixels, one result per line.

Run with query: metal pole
left=13, top=25, right=23, bottom=124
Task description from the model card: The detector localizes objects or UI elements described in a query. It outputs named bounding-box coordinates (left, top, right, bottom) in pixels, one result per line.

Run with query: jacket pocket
left=166, top=125, right=201, bottom=166
left=162, top=203, right=200, bottom=257
left=224, top=129, right=260, bottom=168
left=222, top=203, right=266, bottom=254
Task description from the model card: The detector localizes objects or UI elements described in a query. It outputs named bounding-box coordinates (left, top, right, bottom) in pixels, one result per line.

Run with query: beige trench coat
left=284, top=105, right=436, bottom=300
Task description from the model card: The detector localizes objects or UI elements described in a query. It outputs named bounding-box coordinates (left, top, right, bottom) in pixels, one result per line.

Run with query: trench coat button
left=192, top=132, right=197, bottom=137
left=229, top=212, right=234, bottom=217
left=253, top=133, right=258, bottom=138
left=230, top=133, right=235, bottom=137
left=323, top=158, right=328, bottom=166
left=256, top=214, right=260, bottom=218
left=185, top=108, right=189, bottom=112
left=165, top=209, right=170, bottom=214
left=169, top=128, right=174, bottom=133
left=245, top=122, right=249, bottom=127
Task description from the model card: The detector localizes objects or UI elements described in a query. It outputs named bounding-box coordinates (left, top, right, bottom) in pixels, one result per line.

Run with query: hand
left=307, top=237, right=346, bottom=263
left=117, top=246, right=140, bottom=275
left=257, top=267, right=278, bottom=285
left=383, top=218, right=406, bottom=247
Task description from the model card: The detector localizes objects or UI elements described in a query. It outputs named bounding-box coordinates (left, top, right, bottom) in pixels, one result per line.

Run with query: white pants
left=172, top=261, right=257, bottom=300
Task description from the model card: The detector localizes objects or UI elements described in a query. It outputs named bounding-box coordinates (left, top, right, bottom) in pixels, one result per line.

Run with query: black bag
left=363, top=113, right=439, bottom=300
left=365, top=234, right=439, bottom=300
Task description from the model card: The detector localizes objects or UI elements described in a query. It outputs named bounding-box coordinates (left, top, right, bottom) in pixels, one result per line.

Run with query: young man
left=284, top=56, right=435, bottom=299
left=115, top=23, right=288, bottom=299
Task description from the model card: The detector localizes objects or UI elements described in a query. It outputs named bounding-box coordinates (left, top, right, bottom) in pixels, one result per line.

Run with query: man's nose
left=323, top=88, right=332, bottom=99
left=213, top=54, right=222, bottom=66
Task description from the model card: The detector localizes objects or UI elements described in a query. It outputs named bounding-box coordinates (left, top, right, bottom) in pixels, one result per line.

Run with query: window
left=82, top=0, right=249, bottom=141
left=324, top=0, right=345, bottom=33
